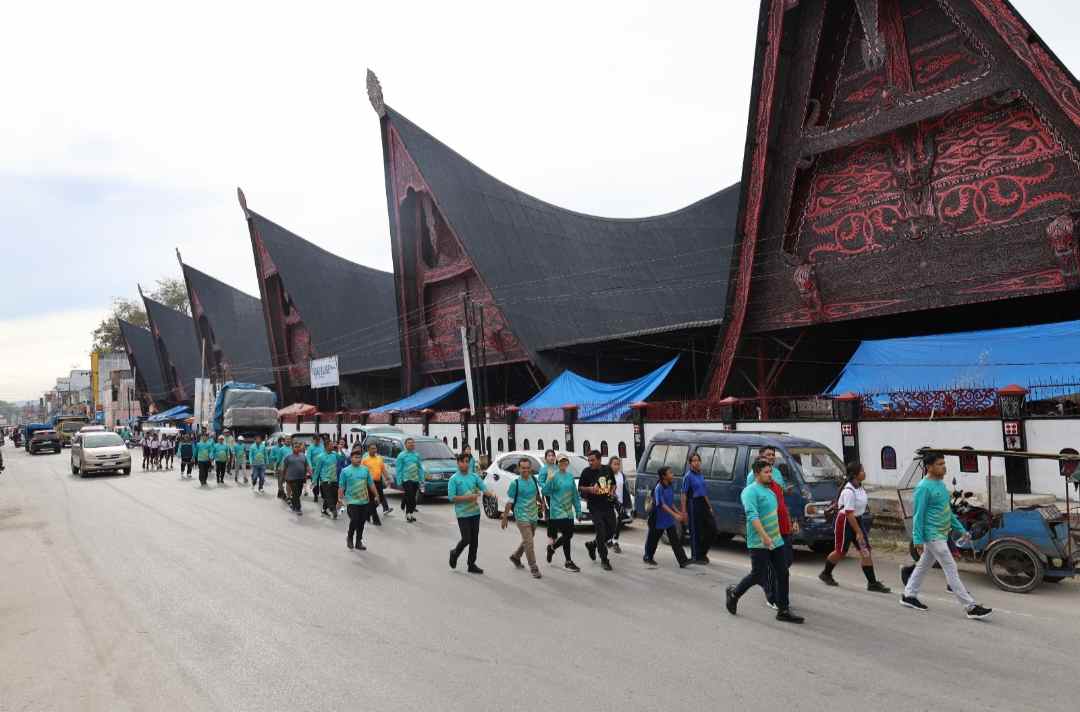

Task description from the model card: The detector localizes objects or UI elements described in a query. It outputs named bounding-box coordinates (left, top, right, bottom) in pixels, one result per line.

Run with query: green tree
left=91, top=278, right=190, bottom=353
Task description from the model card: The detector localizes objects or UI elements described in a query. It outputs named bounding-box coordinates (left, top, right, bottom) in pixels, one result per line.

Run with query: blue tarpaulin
left=521, top=357, right=679, bottom=422
left=827, top=319, right=1080, bottom=395
left=370, top=380, right=466, bottom=413
left=147, top=405, right=192, bottom=422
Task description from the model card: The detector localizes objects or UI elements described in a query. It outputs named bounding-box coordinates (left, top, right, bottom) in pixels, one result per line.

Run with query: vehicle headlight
left=804, top=501, right=830, bottom=518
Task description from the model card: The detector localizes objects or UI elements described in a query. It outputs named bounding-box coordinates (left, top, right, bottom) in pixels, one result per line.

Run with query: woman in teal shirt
left=213, top=436, right=230, bottom=484
left=542, top=456, right=581, bottom=571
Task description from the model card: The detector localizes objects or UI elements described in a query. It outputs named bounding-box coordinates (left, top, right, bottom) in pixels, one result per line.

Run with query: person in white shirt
left=819, top=462, right=891, bottom=593
left=606, top=456, right=630, bottom=553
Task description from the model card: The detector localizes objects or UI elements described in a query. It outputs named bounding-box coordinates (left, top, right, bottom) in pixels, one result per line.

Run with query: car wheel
left=483, top=494, right=499, bottom=519
left=122, top=468, right=131, bottom=476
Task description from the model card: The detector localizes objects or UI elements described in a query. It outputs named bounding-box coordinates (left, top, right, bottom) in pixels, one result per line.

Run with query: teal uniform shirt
left=508, top=476, right=541, bottom=524
left=741, top=481, right=783, bottom=550
left=306, top=444, right=325, bottom=471
left=232, top=443, right=247, bottom=464
left=911, top=477, right=965, bottom=545
left=466, top=455, right=478, bottom=476
left=745, top=466, right=786, bottom=488
left=395, top=450, right=425, bottom=484
left=249, top=443, right=267, bottom=466
left=542, top=471, right=581, bottom=520
left=536, top=463, right=558, bottom=487
left=213, top=443, right=230, bottom=462
left=275, top=445, right=290, bottom=467
left=314, top=451, right=339, bottom=485
left=195, top=441, right=214, bottom=462
left=447, top=472, right=486, bottom=518
left=338, top=465, right=373, bottom=505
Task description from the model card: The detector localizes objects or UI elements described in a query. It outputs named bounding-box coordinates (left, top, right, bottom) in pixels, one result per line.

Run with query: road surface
left=1, top=445, right=1077, bottom=711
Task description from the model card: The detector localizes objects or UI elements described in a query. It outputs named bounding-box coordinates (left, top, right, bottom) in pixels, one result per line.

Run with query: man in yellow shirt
left=362, top=442, right=392, bottom=522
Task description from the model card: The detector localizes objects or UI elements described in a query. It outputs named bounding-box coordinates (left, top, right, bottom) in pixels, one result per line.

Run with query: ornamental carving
left=792, top=261, right=823, bottom=320
left=366, top=69, right=387, bottom=118
left=1047, top=213, right=1080, bottom=286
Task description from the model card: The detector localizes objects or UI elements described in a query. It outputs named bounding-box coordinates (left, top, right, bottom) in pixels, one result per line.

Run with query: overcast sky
left=1, top=0, right=1076, bottom=402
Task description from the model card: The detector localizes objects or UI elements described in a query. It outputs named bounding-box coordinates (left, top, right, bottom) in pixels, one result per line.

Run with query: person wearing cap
left=232, top=436, right=248, bottom=485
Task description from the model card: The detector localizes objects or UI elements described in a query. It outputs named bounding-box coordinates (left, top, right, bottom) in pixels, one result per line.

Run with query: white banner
left=310, top=356, right=340, bottom=389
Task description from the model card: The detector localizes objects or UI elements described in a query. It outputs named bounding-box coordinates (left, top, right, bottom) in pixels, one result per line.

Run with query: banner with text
left=310, top=356, right=340, bottom=389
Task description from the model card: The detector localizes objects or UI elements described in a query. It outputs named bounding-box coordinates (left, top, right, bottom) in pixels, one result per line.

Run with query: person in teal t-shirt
left=213, top=436, right=230, bottom=485
left=448, top=453, right=487, bottom=573
left=744, top=445, right=787, bottom=489
left=502, top=458, right=545, bottom=578
left=249, top=435, right=268, bottom=492
left=542, top=455, right=581, bottom=571
left=726, top=458, right=803, bottom=624
left=195, top=434, right=214, bottom=487
left=338, top=450, right=377, bottom=550
left=231, top=437, right=248, bottom=485
left=536, top=449, right=559, bottom=552
left=395, top=438, right=425, bottom=522
left=314, top=442, right=341, bottom=519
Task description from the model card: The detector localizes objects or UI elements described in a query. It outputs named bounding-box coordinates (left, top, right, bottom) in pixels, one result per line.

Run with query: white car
left=71, top=431, right=132, bottom=477
left=481, top=450, right=632, bottom=526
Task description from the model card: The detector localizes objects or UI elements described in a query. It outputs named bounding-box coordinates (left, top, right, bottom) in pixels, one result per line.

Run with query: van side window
left=375, top=439, right=392, bottom=458
left=663, top=445, right=689, bottom=474
left=390, top=442, right=403, bottom=458
left=697, top=445, right=738, bottom=480
left=643, top=445, right=668, bottom=474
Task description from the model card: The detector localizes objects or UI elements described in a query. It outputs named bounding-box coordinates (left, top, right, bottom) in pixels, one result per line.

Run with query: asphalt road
left=1, top=446, right=1078, bottom=712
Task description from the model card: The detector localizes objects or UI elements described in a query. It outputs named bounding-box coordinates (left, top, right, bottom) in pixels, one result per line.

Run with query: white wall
left=857, top=420, right=1004, bottom=490
left=1024, top=419, right=1080, bottom=499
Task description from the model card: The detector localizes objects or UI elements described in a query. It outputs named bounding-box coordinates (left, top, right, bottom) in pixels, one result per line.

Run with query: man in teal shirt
left=726, top=458, right=803, bottom=624
left=231, top=437, right=248, bottom=485
left=542, top=455, right=582, bottom=571
left=448, top=453, right=487, bottom=573
left=213, top=436, right=230, bottom=485
left=195, top=433, right=214, bottom=487
left=249, top=435, right=268, bottom=492
left=338, top=450, right=377, bottom=550
left=744, top=445, right=786, bottom=488
left=501, top=458, right=544, bottom=579
left=307, top=436, right=326, bottom=505
left=901, top=452, right=991, bottom=619
left=315, top=441, right=341, bottom=519
left=395, top=438, right=425, bottom=523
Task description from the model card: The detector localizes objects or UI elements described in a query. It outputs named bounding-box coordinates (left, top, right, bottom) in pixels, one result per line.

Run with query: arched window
left=618, top=442, right=627, bottom=458
left=523, top=438, right=530, bottom=451
left=552, top=440, right=561, bottom=452
left=474, top=437, right=480, bottom=451
left=443, top=436, right=448, bottom=445
left=880, top=446, right=897, bottom=470
left=497, top=438, right=504, bottom=453
left=537, top=439, right=545, bottom=451
left=453, top=437, right=458, bottom=450
left=959, top=445, right=978, bottom=473
left=486, top=437, right=491, bottom=453
left=582, top=440, right=591, bottom=455
left=600, top=440, right=609, bottom=457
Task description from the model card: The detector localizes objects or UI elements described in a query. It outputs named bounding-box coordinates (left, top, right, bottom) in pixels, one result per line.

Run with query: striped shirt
left=740, top=481, right=783, bottom=549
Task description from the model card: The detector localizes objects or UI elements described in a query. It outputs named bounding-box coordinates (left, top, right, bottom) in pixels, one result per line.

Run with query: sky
left=1, top=0, right=1077, bottom=401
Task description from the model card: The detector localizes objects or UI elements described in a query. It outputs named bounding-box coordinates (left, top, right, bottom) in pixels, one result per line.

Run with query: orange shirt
left=362, top=454, right=385, bottom=481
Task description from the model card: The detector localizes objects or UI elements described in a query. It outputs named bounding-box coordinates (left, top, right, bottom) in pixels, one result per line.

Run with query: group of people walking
left=138, top=432, right=177, bottom=470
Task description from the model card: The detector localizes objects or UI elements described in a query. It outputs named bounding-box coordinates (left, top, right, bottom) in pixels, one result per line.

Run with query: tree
left=91, top=278, right=190, bottom=353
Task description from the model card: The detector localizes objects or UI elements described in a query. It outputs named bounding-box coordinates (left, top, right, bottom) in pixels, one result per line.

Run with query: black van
left=633, top=430, right=846, bottom=551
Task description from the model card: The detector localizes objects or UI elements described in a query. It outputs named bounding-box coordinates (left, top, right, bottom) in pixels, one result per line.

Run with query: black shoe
left=867, top=581, right=892, bottom=594
left=565, top=561, right=580, bottom=572
left=965, top=604, right=993, bottom=620
left=819, top=572, right=839, bottom=587
left=332, top=513, right=338, bottom=520
left=546, top=544, right=555, bottom=564
left=612, top=542, right=622, bottom=554
left=347, top=541, right=354, bottom=550
left=725, top=585, right=738, bottom=615
left=900, top=595, right=928, bottom=611
left=643, top=558, right=659, bottom=567
left=585, top=541, right=597, bottom=561
left=601, top=561, right=613, bottom=571
left=467, top=565, right=484, bottom=574
left=321, top=510, right=329, bottom=517
left=776, top=609, right=805, bottom=624
left=449, top=548, right=459, bottom=570
left=509, top=554, right=524, bottom=569
left=356, top=543, right=366, bottom=551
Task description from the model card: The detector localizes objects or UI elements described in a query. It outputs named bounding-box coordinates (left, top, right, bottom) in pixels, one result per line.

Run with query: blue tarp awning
left=370, top=380, right=465, bottom=413
left=827, top=319, right=1080, bottom=395
left=521, top=357, right=679, bottom=422
left=147, top=405, right=192, bottom=422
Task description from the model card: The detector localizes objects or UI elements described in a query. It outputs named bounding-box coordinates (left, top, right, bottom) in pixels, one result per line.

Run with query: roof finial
left=175, top=247, right=183, bottom=267
left=367, top=69, right=387, bottom=118
left=137, top=283, right=145, bottom=298
left=237, top=186, right=249, bottom=217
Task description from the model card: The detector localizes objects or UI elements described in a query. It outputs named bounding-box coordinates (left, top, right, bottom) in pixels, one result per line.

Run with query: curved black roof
left=117, top=318, right=168, bottom=406
left=142, top=297, right=201, bottom=398
left=384, top=107, right=739, bottom=353
left=181, top=263, right=274, bottom=387
left=247, top=209, right=401, bottom=375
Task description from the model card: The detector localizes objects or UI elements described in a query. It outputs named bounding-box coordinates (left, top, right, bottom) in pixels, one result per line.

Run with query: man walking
left=502, top=458, right=544, bottom=579
left=282, top=441, right=311, bottom=515
left=901, top=452, right=992, bottom=619
left=274, top=437, right=290, bottom=500
left=178, top=435, right=194, bottom=479
left=306, top=436, right=326, bottom=504
left=395, top=437, right=425, bottom=523
left=726, top=459, right=804, bottom=624
left=231, top=436, right=248, bottom=484
left=195, top=433, right=214, bottom=486
left=362, top=442, right=392, bottom=516
left=338, top=449, right=378, bottom=550
left=249, top=435, right=267, bottom=492
left=315, top=440, right=341, bottom=518
left=578, top=450, right=616, bottom=571
left=448, top=453, right=486, bottom=574
left=213, top=436, right=230, bottom=484
left=748, top=446, right=794, bottom=607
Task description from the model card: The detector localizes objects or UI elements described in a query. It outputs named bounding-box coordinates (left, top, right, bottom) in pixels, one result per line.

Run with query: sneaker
left=612, top=542, right=622, bottom=554
left=643, top=558, right=659, bottom=567
left=725, top=585, right=738, bottom=615
left=509, top=554, right=524, bottom=569
left=900, top=595, right=928, bottom=611
left=449, top=548, right=459, bottom=570
left=764, top=599, right=778, bottom=610
left=819, top=572, right=839, bottom=587
left=295, top=510, right=302, bottom=516
left=321, top=510, right=329, bottom=517
left=467, top=565, right=484, bottom=575
left=965, top=604, right=993, bottom=620
left=692, top=558, right=710, bottom=566
left=383, top=507, right=393, bottom=515
left=356, top=543, right=367, bottom=551
left=601, top=561, right=613, bottom=572
left=347, top=541, right=354, bottom=550
left=332, top=513, right=338, bottom=520
left=565, top=561, right=581, bottom=572
left=585, top=541, right=597, bottom=561
left=900, top=565, right=914, bottom=586
left=867, top=581, right=892, bottom=594
left=546, top=545, right=555, bottom=564
left=531, top=568, right=542, bottom=579
left=776, top=609, right=805, bottom=624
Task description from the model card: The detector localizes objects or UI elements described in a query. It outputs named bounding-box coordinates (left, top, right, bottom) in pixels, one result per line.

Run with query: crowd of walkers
left=145, top=431, right=992, bottom=624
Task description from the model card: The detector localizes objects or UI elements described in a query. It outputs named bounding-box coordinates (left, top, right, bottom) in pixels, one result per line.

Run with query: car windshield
left=415, top=441, right=455, bottom=460
left=60, top=421, right=87, bottom=432
left=83, top=433, right=125, bottom=448
left=784, top=447, right=845, bottom=483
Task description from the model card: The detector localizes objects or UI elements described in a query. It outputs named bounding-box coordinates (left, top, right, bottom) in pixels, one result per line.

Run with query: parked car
left=365, top=431, right=457, bottom=498
left=482, top=449, right=634, bottom=525
left=29, top=429, right=62, bottom=455
left=633, top=430, right=845, bottom=552
left=71, top=431, right=132, bottom=476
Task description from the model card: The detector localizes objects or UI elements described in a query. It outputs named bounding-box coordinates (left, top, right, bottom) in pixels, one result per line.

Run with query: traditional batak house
left=117, top=318, right=170, bottom=413
left=141, top=294, right=201, bottom=406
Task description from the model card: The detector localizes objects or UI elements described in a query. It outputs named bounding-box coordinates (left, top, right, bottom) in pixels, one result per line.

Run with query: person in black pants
left=643, top=466, right=689, bottom=568
left=281, top=441, right=311, bottom=515
left=447, top=454, right=486, bottom=573
left=178, top=435, right=195, bottom=479
left=578, top=450, right=616, bottom=571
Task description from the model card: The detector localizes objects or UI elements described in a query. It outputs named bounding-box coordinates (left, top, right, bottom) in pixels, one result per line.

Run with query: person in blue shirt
left=680, top=452, right=716, bottom=564
left=213, top=436, right=230, bottom=485
left=314, top=441, right=341, bottom=519
left=194, top=434, right=214, bottom=487
left=643, top=466, right=689, bottom=568
left=337, top=450, right=377, bottom=551
left=248, top=435, right=268, bottom=493
left=448, top=453, right=487, bottom=574
left=502, top=458, right=545, bottom=579
left=307, top=436, right=327, bottom=504
left=395, top=438, right=425, bottom=523
left=542, top=455, right=582, bottom=572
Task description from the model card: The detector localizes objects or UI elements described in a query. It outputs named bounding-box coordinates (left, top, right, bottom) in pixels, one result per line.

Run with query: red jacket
left=769, top=480, right=793, bottom=536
